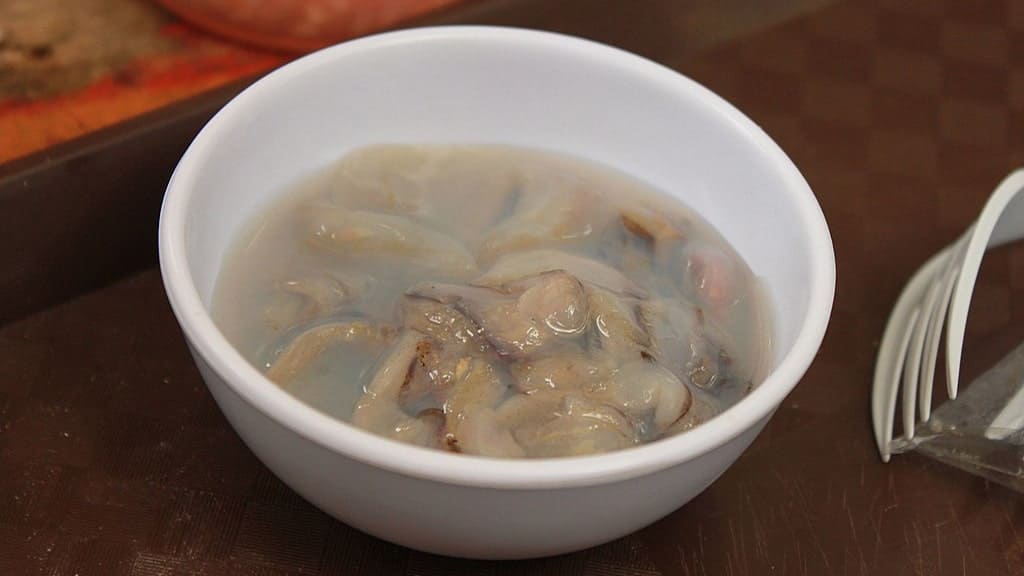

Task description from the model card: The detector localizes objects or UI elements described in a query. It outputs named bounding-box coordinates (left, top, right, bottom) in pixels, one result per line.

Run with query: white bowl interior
left=163, top=27, right=833, bottom=486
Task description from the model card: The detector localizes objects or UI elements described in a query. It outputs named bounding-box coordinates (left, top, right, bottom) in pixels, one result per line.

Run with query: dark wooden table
left=3, top=1, right=1024, bottom=574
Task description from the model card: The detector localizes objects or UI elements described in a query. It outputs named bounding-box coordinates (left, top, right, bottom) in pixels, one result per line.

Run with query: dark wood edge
left=0, top=76, right=260, bottom=325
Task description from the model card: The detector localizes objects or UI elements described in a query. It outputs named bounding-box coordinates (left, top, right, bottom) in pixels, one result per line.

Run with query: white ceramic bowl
left=159, top=27, right=834, bottom=559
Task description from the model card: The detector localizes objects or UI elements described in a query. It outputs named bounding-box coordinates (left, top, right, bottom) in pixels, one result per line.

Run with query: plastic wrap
left=891, top=341, right=1024, bottom=492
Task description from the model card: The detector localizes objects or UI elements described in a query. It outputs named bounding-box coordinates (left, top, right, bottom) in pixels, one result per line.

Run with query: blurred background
left=0, top=0, right=835, bottom=164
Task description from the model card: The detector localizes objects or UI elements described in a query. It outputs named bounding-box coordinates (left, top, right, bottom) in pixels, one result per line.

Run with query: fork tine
left=918, top=239, right=967, bottom=422
left=917, top=268, right=946, bottom=422
left=901, top=295, right=934, bottom=440
left=872, top=250, right=948, bottom=461
left=900, top=243, right=957, bottom=440
left=873, top=306, right=921, bottom=461
left=919, top=266, right=959, bottom=421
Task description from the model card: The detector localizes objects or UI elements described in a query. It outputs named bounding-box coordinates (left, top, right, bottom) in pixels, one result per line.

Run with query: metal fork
left=872, top=169, right=1024, bottom=462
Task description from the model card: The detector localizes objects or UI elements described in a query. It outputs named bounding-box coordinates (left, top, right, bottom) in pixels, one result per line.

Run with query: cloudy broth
left=213, top=145, right=771, bottom=458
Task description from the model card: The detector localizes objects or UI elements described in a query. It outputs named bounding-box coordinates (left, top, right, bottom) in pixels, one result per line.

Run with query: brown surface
left=3, top=0, right=1024, bottom=574
left=0, top=76, right=254, bottom=324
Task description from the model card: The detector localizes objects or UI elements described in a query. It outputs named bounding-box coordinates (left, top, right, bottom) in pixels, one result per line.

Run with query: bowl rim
left=158, top=25, right=835, bottom=490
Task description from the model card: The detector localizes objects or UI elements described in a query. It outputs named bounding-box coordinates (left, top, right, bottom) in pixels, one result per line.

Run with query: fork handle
left=989, top=168, right=1024, bottom=248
